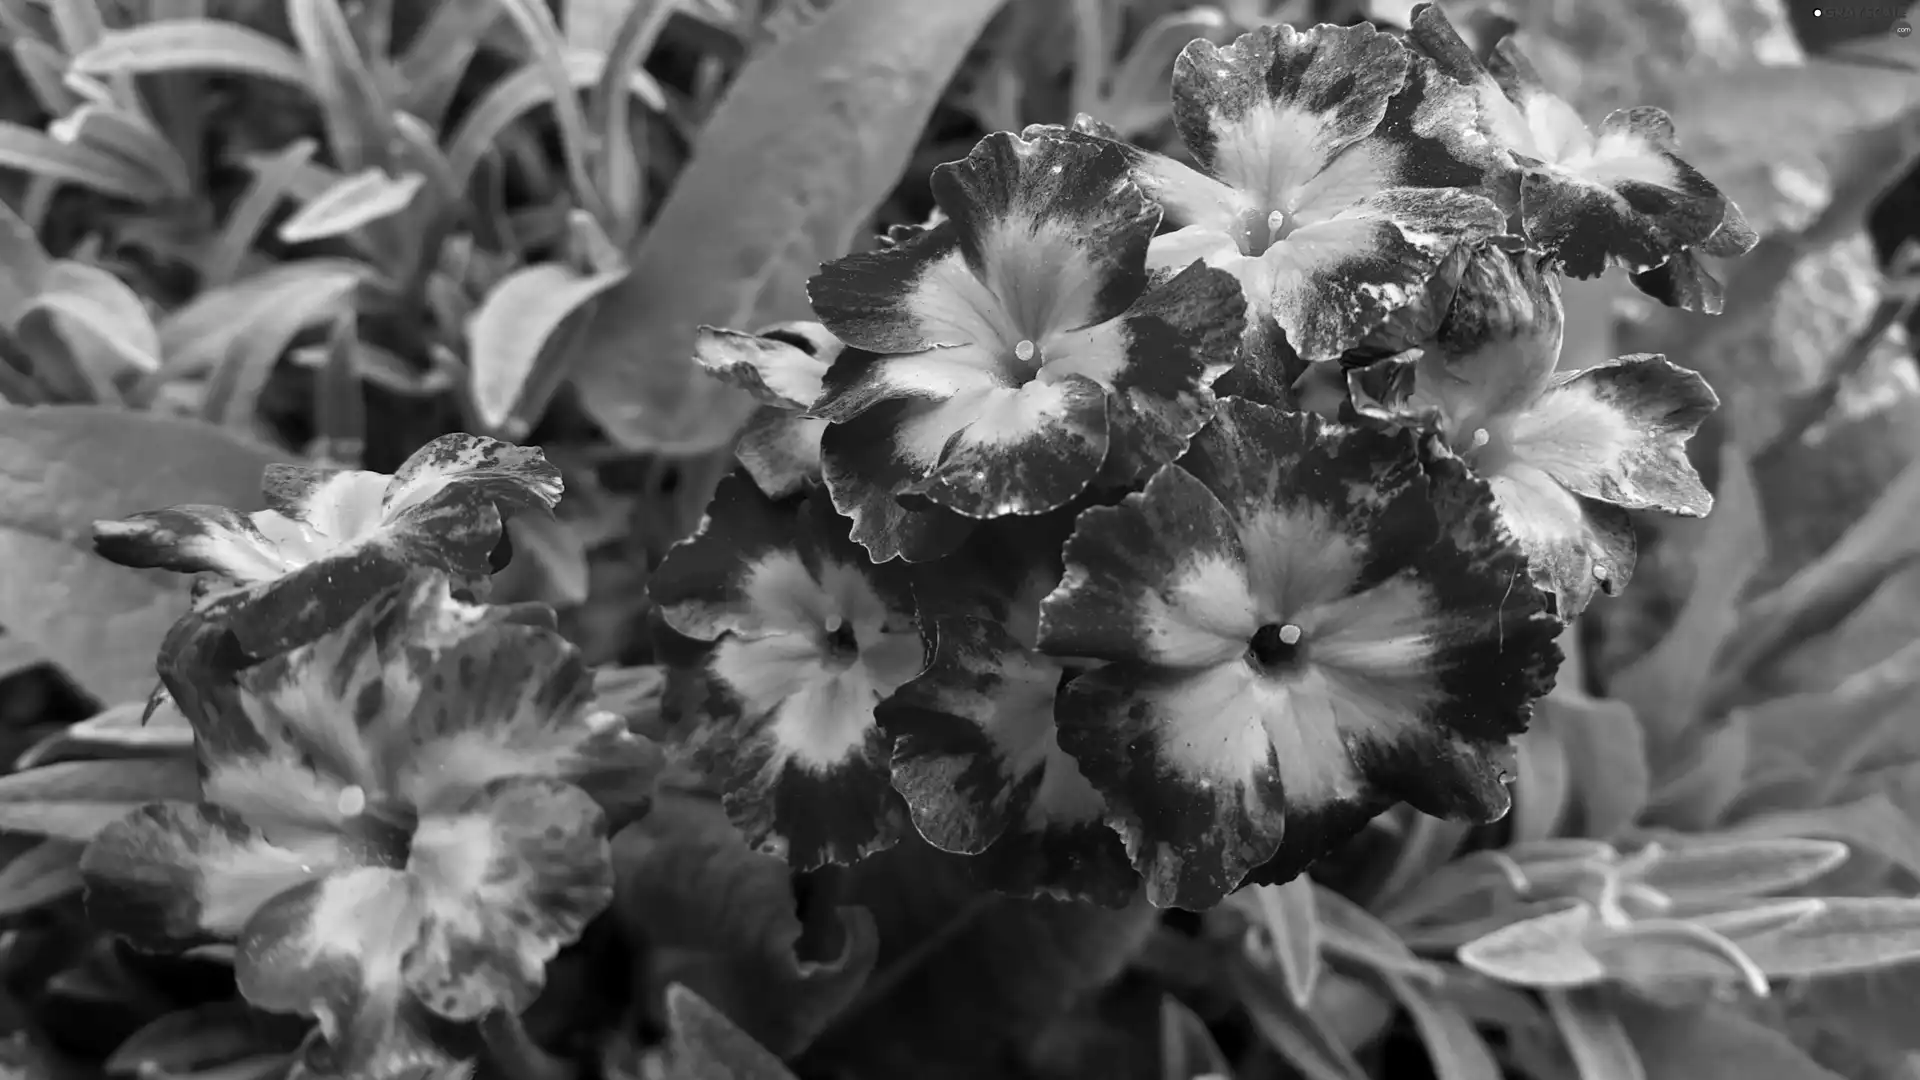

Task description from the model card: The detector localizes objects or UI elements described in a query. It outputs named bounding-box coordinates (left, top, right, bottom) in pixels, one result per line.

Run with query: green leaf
left=1387, top=974, right=1503, bottom=1080
left=0, top=406, right=290, bottom=703
left=17, top=260, right=162, bottom=399
left=1458, top=903, right=1606, bottom=988
left=1795, top=964, right=1920, bottom=1058
left=1640, top=837, right=1851, bottom=906
left=12, top=36, right=83, bottom=117
left=1543, top=689, right=1650, bottom=840
left=106, top=1002, right=277, bottom=1076
left=287, top=0, right=393, bottom=172
left=1736, top=897, right=1920, bottom=978
left=1250, top=878, right=1322, bottom=1008
left=0, top=119, right=161, bottom=203
left=1713, top=456, right=1920, bottom=712
left=1160, top=995, right=1232, bottom=1080
left=1512, top=721, right=1571, bottom=844
left=1739, top=638, right=1920, bottom=804
left=0, top=177, right=51, bottom=325
left=1314, top=885, right=1444, bottom=983
left=46, top=104, right=193, bottom=203
left=0, top=757, right=199, bottom=839
left=71, top=19, right=312, bottom=89
left=277, top=167, right=425, bottom=243
left=464, top=262, right=629, bottom=436
left=1545, top=988, right=1645, bottom=1080
left=1731, top=794, right=1920, bottom=883
left=485, top=0, right=603, bottom=220
left=1613, top=997, right=1847, bottom=1080
left=393, top=0, right=500, bottom=127
left=590, top=0, right=676, bottom=241
left=613, top=793, right=878, bottom=1058
left=203, top=138, right=319, bottom=289
left=1613, top=443, right=1766, bottom=746
left=662, top=984, right=799, bottom=1080
left=1645, top=718, right=1751, bottom=831
left=15, top=696, right=194, bottom=770
left=441, top=49, right=665, bottom=195
left=0, top=838, right=83, bottom=916
left=572, top=0, right=1011, bottom=454
left=1230, top=958, right=1370, bottom=1080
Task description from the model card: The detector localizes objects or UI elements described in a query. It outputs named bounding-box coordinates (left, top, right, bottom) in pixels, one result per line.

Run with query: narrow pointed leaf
left=278, top=168, right=425, bottom=243
left=464, top=263, right=629, bottom=434
left=1546, top=988, right=1646, bottom=1080
left=71, top=20, right=312, bottom=89
left=1254, top=879, right=1323, bottom=1008
left=1389, top=975, right=1503, bottom=1080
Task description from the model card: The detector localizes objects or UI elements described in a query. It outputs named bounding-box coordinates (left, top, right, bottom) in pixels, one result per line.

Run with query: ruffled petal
left=1170, top=22, right=1409, bottom=204
left=80, top=801, right=356, bottom=949
left=1042, top=401, right=1560, bottom=909
left=93, top=506, right=306, bottom=584
left=734, top=410, right=826, bottom=501
left=379, top=432, right=563, bottom=520
left=807, top=129, right=1159, bottom=355
left=402, top=777, right=613, bottom=1020
left=1505, top=354, right=1717, bottom=516
left=1486, top=467, right=1638, bottom=616
left=1267, top=187, right=1506, bottom=362
left=670, top=487, right=921, bottom=869
left=879, top=617, right=1135, bottom=904
left=692, top=322, right=839, bottom=411
left=236, top=866, right=425, bottom=1072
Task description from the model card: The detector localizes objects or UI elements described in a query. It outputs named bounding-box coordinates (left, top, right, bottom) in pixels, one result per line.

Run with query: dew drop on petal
left=336, top=785, right=367, bottom=817
left=1278, top=623, right=1303, bottom=645
left=1014, top=339, right=1037, bottom=363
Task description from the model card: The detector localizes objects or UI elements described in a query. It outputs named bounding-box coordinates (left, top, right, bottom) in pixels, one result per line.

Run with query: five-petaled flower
left=650, top=473, right=924, bottom=870
left=79, top=573, right=655, bottom=1074
left=1036, top=400, right=1562, bottom=910
left=91, top=433, right=562, bottom=657
left=1349, top=245, right=1718, bottom=616
left=1406, top=3, right=1758, bottom=312
left=806, top=127, right=1246, bottom=564
left=1045, top=20, right=1505, bottom=365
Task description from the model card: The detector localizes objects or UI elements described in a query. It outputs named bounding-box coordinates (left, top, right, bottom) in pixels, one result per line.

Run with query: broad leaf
left=17, top=260, right=161, bottom=401
left=1645, top=718, right=1751, bottom=831
left=1639, top=837, right=1850, bottom=906
left=572, top=0, right=1011, bottom=453
left=0, top=406, right=290, bottom=702
left=1738, top=638, right=1920, bottom=802
left=662, top=984, right=799, bottom=1080
left=0, top=838, right=83, bottom=916
left=1613, top=997, right=1847, bottom=1080
left=1736, top=897, right=1920, bottom=978
left=1458, top=904, right=1606, bottom=988
left=172, top=261, right=365, bottom=427
left=465, top=263, right=629, bottom=436
left=1511, top=722, right=1571, bottom=844
left=277, top=168, right=426, bottom=243
left=1543, top=689, right=1651, bottom=839
left=1545, top=988, right=1644, bottom=1080
left=1613, top=444, right=1766, bottom=746
left=71, top=19, right=311, bottom=90
left=0, top=756, right=198, bottom=840
left=1731, top=794, right=1920, bottom=883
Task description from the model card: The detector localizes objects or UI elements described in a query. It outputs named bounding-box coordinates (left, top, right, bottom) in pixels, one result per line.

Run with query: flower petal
left=93, top=506, right=301, bottom=584
left=1170, top=23, right=1409, bottom=203
left=735, top=410, right=826, bottom=501
left=236, top=866, right=424, bottom=1071
left=1037, top=464, right=1254, bottom=669
left=692, top=322, right=840, bottom=410
left=807, top=129, right=1159, bottom=354
left=403, top=777, right=613, bottom=1020
left=80, top=801, right=354, bottom=949
left=1045, top=401, right=1560, bottom=909
left=1518, top=107, right=1729, bottom=279
left=880, top=617, right=1135, bottom=905
left=675, top=489, right=921, bottom=869
left=1269, top=187, right=1506, bottom=362
left=1487, top=468, right=1638, bottom=617
left=1507, top=354, right=1717, bottom=516
left=380, top=432, right=564, bottom=520
left=894, top=373, right=1111, bottom=518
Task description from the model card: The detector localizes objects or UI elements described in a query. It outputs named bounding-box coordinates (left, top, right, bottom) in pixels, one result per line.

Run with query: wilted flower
left=805, top=127, right=1246, bottom=564
left=1406, top=3, right=1757, bottom=311
left=880, top=532, right=1135, bottom=905
left=1350, top=246, right=1717, bottom=616
left=1036, top=400, right=1561, bottom=910
left=1052, top=20, right=1505, bottom=363
left=692, top=321, right=841, bottom=500
left=79, top=574, right=653, bottom=1072
left=91, top=433, right=562, bottom=655
left=649, top=472, right=923, bottom=869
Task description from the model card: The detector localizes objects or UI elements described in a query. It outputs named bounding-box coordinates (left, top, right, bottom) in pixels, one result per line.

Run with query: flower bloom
left=1350, top=245, right=1717, bottom=615
left=91, top=433, right=562, bottom=656
left=79, top=574, right=655, bottom=1073
left=805, top=127, right=1246, bottom=564
left=1406, top=3, right=1757, bottom=312
left=693, top=320, right=841, bottom=501
left=879, top=530, right=1135, bottom=904
left=1046, top=20, right=1505, bottom=366
left=649, top=473, right=924, bottom=870
left=1036, top=400, right=1562, bottom=910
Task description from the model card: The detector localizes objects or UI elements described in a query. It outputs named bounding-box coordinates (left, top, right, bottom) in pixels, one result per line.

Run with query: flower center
left=1248, top=622, right=1305, bottom=673
left=821, top=613, right=859, bottom=664
left=1236, top=208, right=1293, bottom=256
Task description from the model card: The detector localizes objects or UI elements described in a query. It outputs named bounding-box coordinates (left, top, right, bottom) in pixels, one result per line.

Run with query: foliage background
left=0, top=0, right=1918, bottom=1078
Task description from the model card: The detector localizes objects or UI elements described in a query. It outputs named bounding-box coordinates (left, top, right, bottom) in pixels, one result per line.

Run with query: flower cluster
left=80, top=436, right=659, bottom=1079
left=663, top=5, right=1742, bottom=911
